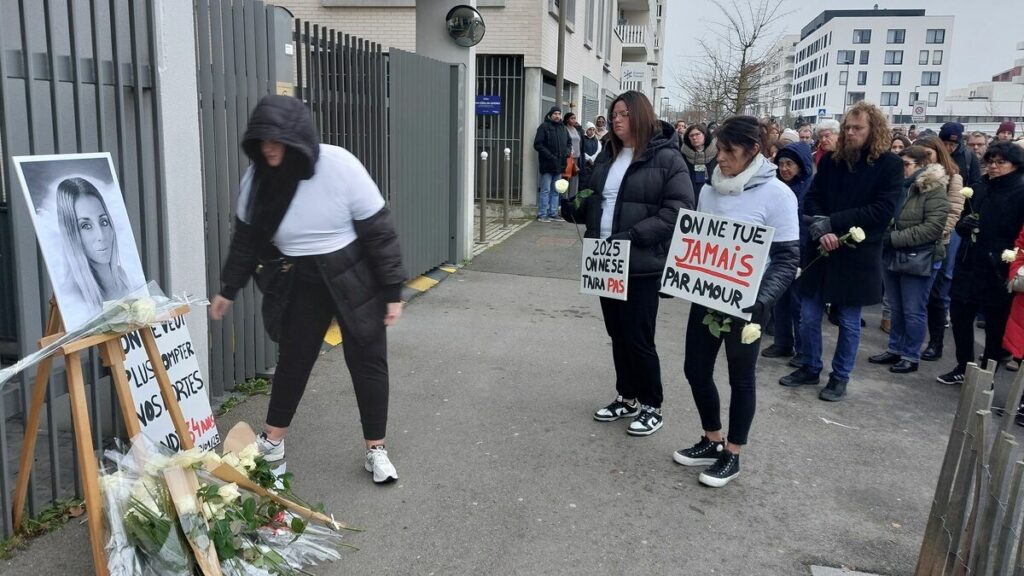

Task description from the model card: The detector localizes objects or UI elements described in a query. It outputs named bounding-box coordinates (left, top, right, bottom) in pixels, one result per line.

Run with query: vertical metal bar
left=303, top=21, right=311, bottom=110
left=354, top=38, right=363, bottom=163
left=342, top=34, right=351, bottom=151
left=328, top=29, right=337, bottom=145
left=239, top=0, right=256, bottom=379
left=311, top=24, right=319, bottom=134
left=503, top=148, right=511, bottom=228
left=223, top=0, right=245, bottom=382
left=0, top=390, right=10, bottom=535
left=145, top=0, right=166, bottom=281
left=0, top=0, right=15, bottom=535
left=479, top=152, right=488, bottom=242
left=210, top=0, right=234, bottom=389
left=293, top=18, right=302, bottom=101
left=251, top=0, right=268, bottom=375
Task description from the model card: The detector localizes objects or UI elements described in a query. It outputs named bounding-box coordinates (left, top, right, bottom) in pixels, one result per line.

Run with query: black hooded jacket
left=220, top=95, right=405, bottom=344
left=572, top=121, right=694, bottom=277
left=534, top=106, right=570, bottom=174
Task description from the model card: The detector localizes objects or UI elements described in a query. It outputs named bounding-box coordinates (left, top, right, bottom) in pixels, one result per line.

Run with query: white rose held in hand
left=555, top=178, right=570, bottom=195
left=848, top=227, right=866, bottom=243
left=1003, top=248, right=1020, bottom=263
left=741, top=323, right=762, bottom=345
left=960, top=187, right=974, bottom=199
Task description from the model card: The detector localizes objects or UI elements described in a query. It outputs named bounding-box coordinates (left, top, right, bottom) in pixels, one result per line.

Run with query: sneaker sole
left=626, top=421, right=663, bottom=436
left=365, top=463, right=399, bottom=484
left=593, top=411, right=639, bottom=422
left=261, top=451, right=285, bottom=463
left=936, top=377, right=963, bottom=385
left=779, top=379, right=819, bottom=387
left=673, top=453, right=718, bottom=466
left=699, top=471, right=739, bottom=488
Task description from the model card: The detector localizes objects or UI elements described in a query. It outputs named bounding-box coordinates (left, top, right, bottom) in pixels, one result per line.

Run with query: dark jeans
left=926, top=232, right=961, bottom=344
left=798, top=290, right=863, bottom=382
left=267, top=261, right=390, bottom=439
left=883, top=268, right=938, bottom=362
left=599, top=276, right=663, bottom=408
left=949, top=292, right=1014, bottom=369
left=683, top=304, right=763, bottom=446
left=771, top=282, right=802, bottom=352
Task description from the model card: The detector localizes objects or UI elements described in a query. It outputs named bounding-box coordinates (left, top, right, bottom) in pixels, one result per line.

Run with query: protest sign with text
left=580, top=238, right=630, bottom=300
left=660, top=209, right=774, bottom=320
left=122, top=317, right=220, bottom=452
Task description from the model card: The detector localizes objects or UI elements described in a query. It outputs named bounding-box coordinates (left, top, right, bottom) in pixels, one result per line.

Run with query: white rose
left=168, top=448, right=206, bottom=469
left=217, top=483, right=242, bottom=504
left=237, top=454, right=257, bottom=472
left=1002, top=248, right=1019, bottom=264
left=131, top=477, right=161, bottom=513
left=202, top=451, right=222, bottom=468
left=200, top=500, right=222, bottom=520
left=848, top=227, right=866, bottom=243
left=740, top=323, right=762, bottom=345
left=237, top=443, right=260, bottom=470
left=960, top=187, right=974, bottom=199
left=129, top=298, right=157, bottom=324
left=222, top=453, right=242, bottom=470
left=555, top=178, right=570, bottom=195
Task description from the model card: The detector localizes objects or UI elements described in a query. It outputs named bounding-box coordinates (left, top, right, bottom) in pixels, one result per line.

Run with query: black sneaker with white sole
left=699, top=450, right=740, bottom=488
left=673, top=436, right=725, bottom=466
left=626, top=405, right=663, bottom=436
left=936, top=366, right=965, bottom=385
left=594, top=395, right=640, bottom=421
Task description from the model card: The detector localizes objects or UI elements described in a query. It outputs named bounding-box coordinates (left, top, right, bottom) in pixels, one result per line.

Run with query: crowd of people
left=538, top=91, right=1024, bottom=488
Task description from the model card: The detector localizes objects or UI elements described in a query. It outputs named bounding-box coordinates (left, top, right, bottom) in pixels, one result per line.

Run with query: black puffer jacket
left=533, top=107, right=570, bottom=174
left=221, top=95, right=405, bottom=345
left=574, top=121, right=694, bottom=277
left=950, top=171, right=1024, bottom=304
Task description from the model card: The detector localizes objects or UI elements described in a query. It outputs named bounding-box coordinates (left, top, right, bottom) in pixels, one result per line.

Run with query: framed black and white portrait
left=14, top=153, right=147, bottom=332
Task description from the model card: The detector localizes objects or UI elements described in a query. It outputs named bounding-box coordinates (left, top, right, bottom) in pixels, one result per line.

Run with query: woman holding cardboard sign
left=568, top=90, right=692, bottom=436
left=210, top=95, right=406, bottom=484
left=673, top=116, right=799, bottom=488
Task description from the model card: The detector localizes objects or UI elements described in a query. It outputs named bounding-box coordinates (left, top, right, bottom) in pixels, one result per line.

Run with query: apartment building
left=271, top=0, right=666, bottom=212
left=790, top=9, right=953, bottom=124
left=755, top=34, right=799, bottom=121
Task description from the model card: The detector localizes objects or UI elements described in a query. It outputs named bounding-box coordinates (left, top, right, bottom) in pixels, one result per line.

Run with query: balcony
left=617, top=24, right=653, bottom=60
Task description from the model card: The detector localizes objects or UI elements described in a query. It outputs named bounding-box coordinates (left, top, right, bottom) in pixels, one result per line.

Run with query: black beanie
left=547, top=105, right=562, bottom=118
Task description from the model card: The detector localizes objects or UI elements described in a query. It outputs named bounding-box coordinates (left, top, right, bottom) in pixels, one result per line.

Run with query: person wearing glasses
left=938, top=142, right=1024, bottom=384
left=867, top=146, right=950, bottom=374
left=571, top=91, right=692, bottom=437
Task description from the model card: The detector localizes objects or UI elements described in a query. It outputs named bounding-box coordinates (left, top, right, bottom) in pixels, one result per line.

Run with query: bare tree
left=676, top=0, right=790, bottom=120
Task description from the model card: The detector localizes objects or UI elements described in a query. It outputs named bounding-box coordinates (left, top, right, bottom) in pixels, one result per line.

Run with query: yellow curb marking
left=324, top=321, right=343, bottom=346
left=440, top=266, right=457, bottom=274
left=406, top=275, right=439, bottom=292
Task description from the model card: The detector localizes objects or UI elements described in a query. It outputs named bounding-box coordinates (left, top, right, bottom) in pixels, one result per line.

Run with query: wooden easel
left=10, top=300, right=195, bottom=576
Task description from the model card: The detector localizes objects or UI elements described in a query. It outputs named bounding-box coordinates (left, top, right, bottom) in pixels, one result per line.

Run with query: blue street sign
left=817, top=108, right=827, bottom=117
left=476, top=95, right=502, bottom=115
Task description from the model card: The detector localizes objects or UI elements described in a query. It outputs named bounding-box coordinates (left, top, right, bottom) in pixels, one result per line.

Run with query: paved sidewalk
left=4, top=220, right=1019, bottom=575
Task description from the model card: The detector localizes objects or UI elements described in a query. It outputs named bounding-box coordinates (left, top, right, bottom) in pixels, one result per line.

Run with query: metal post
left=502, top=147, right=511, bottom=229
left=555, top=0, right=566, bottom=109
left=478, top=151, right=489, bottom=243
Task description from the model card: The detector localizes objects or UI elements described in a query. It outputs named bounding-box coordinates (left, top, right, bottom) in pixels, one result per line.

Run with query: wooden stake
left=952, top=409, right=991, bottom=576
left=1002, top=368, right=1024, bottom=437
left=141, top=327, right=194, bottom=450
left=973, top=433, right=1017, bottom=576
left=994, top=461, right=1024, bottom=576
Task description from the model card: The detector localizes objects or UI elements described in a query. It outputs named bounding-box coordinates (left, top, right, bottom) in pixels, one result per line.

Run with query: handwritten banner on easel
left=580, top=238, right=630, bottom=300
left=122, top=317, right=219, bottom=451
left=660, top=209, right=774, bottom=320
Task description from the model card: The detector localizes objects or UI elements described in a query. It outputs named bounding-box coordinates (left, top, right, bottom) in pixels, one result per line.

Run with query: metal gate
left=0, top=0, right=165, bottom=536
left=388, top=49, right=456, bottom=279
left=476, top=55, right=524, bottom=203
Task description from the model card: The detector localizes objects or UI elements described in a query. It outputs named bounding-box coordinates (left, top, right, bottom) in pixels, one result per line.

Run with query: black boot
left=921, top=341, right=942, bottom=362
left=818, top=375, right=848, bottom=402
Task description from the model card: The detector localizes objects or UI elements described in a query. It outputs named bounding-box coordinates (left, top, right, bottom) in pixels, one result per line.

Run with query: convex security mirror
left=446, top=5, right=486, bottom=47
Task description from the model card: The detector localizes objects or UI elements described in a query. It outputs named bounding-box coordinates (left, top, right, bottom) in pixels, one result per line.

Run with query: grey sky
left=662, top=0, right=1024, bottom=109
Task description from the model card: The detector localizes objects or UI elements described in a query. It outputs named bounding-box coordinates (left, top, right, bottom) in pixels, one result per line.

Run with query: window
left=584, top=0, right=595, bottom=45
left=928, top=92, right=939, bottom=107
left=596, top=0, right=605, bottom=54
left=857, top=71, right=867, bottom=85
left=847, top=91, right=865, bottom=106
left=926, top=29, right=945, bottom=44
left=909, top=91, right=919, bottom=104
left=604, top=0, right=612, bottom=57
left=548, top=0, right=577, bottom=24
left=882, top=71, right=901, bottom=85
left=880, top=92, right=899, bottom=106
left=853, top=29, right=871, bottom=44
left=933, top=50, right=943, bottom=65
left=884, top=50, right=903, bottom=65
left=837, top=50, right=855, bottom=64
left=919, top=50, right=929, bottom=65
left=838, top=71, right=848, bottom=85
left=859, top=50, right=869, bottom=65
left=887, top=29, right=906, bottom=44
left=921, top=71, right=941, bottom=86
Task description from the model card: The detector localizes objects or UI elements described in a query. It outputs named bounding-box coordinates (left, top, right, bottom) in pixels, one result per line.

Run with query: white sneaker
left=257, top=432, right=285, bottom=462
left=365, top=446, right=398, bottom=484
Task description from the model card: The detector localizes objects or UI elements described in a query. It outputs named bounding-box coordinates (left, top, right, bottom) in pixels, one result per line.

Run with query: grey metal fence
left=476, top=55, right=524, bottom=203
left=0, top=0, right=164, bottom=536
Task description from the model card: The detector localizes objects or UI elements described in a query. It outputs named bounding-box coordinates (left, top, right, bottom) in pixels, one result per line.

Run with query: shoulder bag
left=253, top=254, right=294, bottom=342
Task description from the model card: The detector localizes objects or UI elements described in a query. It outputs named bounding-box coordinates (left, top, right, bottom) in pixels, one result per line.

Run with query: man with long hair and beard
left=780, top=102, right=901, bottom=401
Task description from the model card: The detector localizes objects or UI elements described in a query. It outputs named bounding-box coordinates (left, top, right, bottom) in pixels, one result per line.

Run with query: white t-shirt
left=600, top=148, right=633, bottom=239
left=236, top=144, right=385, bottom=256
left=697, top=177, right=799, bottom=243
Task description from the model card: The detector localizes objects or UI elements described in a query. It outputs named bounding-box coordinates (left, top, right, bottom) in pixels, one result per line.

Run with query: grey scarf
left=681, top=139, right=718, bottom=167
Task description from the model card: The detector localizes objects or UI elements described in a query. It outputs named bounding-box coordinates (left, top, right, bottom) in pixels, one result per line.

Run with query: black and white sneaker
left=699, top=450, right=740, bottom=488
left=673, top=436, right=725, bottom=466
left=936, top=366, right=965, bottom=385
left=594, top=395, right=640, bottom=421
left=626, top=405, right=663, bottom=436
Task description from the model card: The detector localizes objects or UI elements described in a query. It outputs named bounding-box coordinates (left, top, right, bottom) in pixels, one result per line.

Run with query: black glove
left=808, top=216, right=832, bottom=241
left=741, top=301, right=766, bottom=318
left=956, top=214, right=980, bottom=237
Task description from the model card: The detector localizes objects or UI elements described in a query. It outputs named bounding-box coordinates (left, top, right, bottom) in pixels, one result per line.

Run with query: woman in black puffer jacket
left=572, top=91, right=693, bottom=437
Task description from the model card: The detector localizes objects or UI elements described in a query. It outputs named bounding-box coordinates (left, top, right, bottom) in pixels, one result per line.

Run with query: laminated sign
left=660, top=209, right=774, bottom=320
left=580, top=238, right=630, bottom=300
